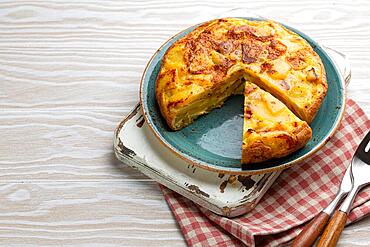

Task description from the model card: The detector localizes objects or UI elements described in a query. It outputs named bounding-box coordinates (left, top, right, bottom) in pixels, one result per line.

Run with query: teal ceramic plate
left=140, top=18, right=346, bottom=175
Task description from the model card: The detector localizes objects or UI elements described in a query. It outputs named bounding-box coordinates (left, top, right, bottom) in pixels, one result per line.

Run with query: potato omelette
left=155, top=18, right=327, bottom=164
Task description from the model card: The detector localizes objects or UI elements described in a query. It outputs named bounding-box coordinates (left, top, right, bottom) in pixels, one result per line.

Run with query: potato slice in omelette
left=242, top=81, right=312, bottom=164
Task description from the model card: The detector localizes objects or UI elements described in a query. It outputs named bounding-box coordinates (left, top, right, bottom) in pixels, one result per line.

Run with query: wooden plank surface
left=0, top=0, right=369, bottom=246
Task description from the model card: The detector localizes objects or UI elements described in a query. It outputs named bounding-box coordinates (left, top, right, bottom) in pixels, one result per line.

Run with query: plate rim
left=139, top=17, right=347, bottom=175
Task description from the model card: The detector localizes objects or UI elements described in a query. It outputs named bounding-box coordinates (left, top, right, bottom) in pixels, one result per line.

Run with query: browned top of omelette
left=156, top=18, right=327, bottom=130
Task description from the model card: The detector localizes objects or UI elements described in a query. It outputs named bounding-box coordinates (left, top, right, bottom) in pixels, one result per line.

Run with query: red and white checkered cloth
left=160, top=99, right=370, bottom=247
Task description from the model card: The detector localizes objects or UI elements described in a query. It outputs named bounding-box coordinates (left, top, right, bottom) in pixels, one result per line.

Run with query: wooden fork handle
left=292, top=211, right=330, bottom=247
left=316, top=210, right=347, bottom=247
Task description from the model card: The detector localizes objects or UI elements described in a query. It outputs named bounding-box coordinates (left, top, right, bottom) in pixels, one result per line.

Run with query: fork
left=317, top=131, right=370, bottom=247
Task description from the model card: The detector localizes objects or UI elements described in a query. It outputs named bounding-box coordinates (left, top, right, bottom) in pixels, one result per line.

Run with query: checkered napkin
left=160, top=99, right=370, bottom=247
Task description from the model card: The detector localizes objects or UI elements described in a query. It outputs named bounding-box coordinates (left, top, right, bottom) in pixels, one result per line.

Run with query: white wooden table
left=0, top=1, right=369, bottom=246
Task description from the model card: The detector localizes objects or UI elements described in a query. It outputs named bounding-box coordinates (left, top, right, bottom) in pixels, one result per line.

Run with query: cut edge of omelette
left=242, top=81, right=312, bottom=164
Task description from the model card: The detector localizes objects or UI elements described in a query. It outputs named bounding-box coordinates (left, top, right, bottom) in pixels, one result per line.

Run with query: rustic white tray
left=113, top=46, right=350, bottom=217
